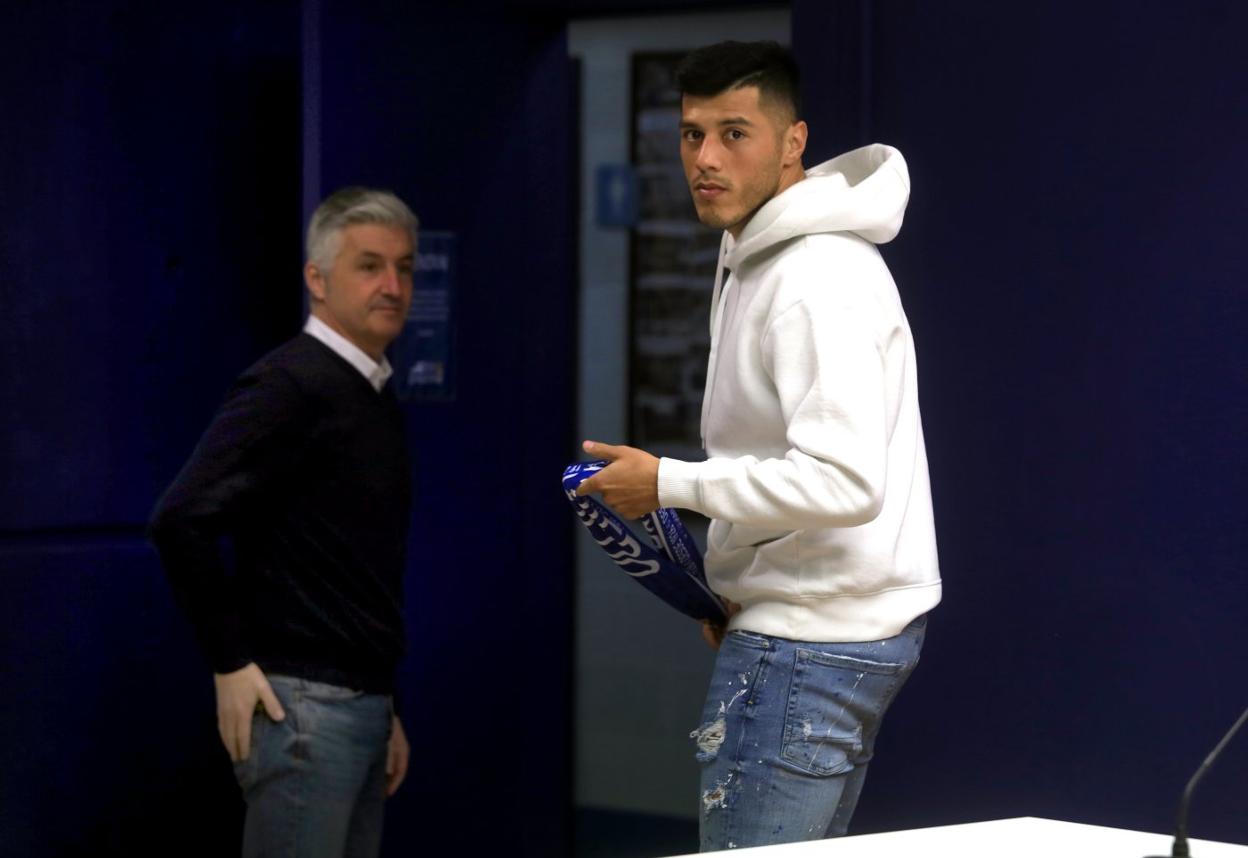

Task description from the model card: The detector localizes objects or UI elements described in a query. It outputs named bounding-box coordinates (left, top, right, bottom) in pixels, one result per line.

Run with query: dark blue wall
left=795, top=0, right=1248, bottom=843
left=2, top=2, right=301, bottom=856
left=2, top=1, right=574, bottom=856
left=1, top=0, right=303, bottom=531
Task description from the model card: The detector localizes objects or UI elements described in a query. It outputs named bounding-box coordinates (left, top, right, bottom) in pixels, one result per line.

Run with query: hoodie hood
left=724, top=144, right=910, bottom=271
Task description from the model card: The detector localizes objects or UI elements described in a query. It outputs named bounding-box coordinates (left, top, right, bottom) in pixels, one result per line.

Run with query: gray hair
left=305, top=186, right=419, bottom=272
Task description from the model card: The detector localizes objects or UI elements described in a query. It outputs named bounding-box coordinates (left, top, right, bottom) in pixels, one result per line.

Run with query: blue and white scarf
left=562, top=461, right=727, bottom=623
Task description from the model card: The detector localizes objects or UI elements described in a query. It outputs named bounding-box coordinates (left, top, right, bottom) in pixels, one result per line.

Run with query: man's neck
left=729, top=165, right=807, bottom=239
left=777, top=162, right=807, bottom=196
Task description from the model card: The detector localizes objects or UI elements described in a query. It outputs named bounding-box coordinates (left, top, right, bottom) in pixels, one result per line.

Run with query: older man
left=150, top=187, right=418, bottom=858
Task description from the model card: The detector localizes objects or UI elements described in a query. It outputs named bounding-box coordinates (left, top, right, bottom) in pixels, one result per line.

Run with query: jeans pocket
left=780, top=649, right=903, bottom=776
left=233, top=710, right=269, bottom=792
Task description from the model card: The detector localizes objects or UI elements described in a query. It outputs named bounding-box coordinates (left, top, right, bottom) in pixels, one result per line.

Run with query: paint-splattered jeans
left=232, top=675, right=393, bottom=858
left=690, top=615, right=927, bottom=851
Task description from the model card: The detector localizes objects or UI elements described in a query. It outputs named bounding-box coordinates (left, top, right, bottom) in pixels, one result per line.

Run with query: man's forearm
left=149, top=510, right=250, bottom=674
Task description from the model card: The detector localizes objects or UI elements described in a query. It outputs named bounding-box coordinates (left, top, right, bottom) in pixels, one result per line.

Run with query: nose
left=379, top=264, right=402, bottom=296
left=695, top=137, right=722, bottom=174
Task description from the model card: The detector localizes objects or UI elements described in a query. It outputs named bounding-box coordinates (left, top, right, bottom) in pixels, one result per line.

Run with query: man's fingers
left=213, top=663, right=277, bottom=764
left=219, top=708, right=246, bottom=762
left=236, top=709, right=253, bottom=762
left=582, top=439, right=626, bottom=461
left=218, top=719, right=239, bottom=763
left=386, top=717, right=409, bottom=797
left=392, top=758, right=409, bottom=795
left=574, top=473, right=599, bottom=497
left=386, top=747, right=408, bottom=796
left=258, top=683, right=286, bottom=722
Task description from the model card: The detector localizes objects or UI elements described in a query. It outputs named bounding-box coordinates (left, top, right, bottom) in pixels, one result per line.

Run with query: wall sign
left=595, top=163, right=639, bottom=227
left=392, top=230, right=456, bottom=401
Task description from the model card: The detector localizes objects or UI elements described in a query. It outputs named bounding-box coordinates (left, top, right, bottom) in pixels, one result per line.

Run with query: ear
left=784, top=120, right=808, bottom=168
left=304, top=261, right=327, bottom=302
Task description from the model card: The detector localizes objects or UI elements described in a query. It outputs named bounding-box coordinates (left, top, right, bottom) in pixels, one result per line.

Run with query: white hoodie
left=657, top=144, right=941, bottom=642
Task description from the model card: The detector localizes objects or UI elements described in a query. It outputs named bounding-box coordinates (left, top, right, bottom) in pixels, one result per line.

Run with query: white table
left=665, top=817, right=1248, bottom=857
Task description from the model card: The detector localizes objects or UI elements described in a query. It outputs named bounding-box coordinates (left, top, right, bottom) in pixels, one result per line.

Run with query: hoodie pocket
left=719, top=523, right=793, bottom=552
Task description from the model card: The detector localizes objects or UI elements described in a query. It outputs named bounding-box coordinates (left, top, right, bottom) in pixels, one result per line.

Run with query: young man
left=150, top=187, right=418, bottom=858
left=576, top=41, right=941, bottom=849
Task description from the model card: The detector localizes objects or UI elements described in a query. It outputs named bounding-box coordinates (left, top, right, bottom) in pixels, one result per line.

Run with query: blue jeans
left=691, top=615, right=927, bottom=851
left=232, top=675, right=393, bottom=858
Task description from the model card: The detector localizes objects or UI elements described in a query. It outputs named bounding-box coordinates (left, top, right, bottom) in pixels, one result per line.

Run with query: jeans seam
left=781, top=649, right=802, bottom=766
left=858, top=667, right=910, bottom=757
left=724, top=646, right=771, bottom=848
left=288, top=683, right=305, bottom=858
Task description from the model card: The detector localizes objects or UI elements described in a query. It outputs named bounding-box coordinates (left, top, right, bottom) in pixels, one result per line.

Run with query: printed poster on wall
left=392, top=230, right=456, bottom=402
left=629, top=52, right=720, bottom=462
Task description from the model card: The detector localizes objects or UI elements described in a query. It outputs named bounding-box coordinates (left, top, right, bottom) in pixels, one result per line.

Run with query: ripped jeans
left=689, top=615, right=926, bottom=851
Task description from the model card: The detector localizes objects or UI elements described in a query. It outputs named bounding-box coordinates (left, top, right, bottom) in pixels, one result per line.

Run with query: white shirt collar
left=303, top=315, right=393, bottom=393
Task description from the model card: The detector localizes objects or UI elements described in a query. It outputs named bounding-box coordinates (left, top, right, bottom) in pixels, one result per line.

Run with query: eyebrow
left=356, top=250, right=415, bottom=261
left=681, top=115, right=756, bottom=129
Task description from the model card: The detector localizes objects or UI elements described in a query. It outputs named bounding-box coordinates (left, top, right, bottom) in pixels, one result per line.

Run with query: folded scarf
left=562, top=460, right=727, bottom=623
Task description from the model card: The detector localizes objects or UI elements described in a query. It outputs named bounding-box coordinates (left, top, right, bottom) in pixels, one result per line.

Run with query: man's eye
left=726, top=129, right=745, bottom=141
left=683, top=130, right=702, bottom=142
left=398, top=264, right=414, bottom=278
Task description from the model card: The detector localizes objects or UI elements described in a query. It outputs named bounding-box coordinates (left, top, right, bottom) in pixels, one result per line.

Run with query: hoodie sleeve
left=657, top=257, right=891, bottom=529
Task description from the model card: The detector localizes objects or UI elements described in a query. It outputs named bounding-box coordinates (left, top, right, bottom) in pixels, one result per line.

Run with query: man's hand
left=701, top=600, right=743, bottom=651
left=213, top=663, right=285, bottom=762
left=386, top=715, right=410, bottom=797
left=574, top=440, right=661, bottom=519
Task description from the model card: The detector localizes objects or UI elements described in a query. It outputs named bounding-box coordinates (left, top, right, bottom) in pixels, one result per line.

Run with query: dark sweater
left=150, top=333, right=412, bottom=693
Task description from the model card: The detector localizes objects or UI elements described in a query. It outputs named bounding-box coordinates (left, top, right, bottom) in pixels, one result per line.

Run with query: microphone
left=1146, top=701, right=1248, bottom=857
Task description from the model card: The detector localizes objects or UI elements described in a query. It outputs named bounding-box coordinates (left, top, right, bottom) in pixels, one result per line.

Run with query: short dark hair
left=675, top=41, right=801, bottom=123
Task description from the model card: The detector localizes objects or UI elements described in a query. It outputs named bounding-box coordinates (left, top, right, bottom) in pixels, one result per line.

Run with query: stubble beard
left=691, top=168, right=783, bottom=236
